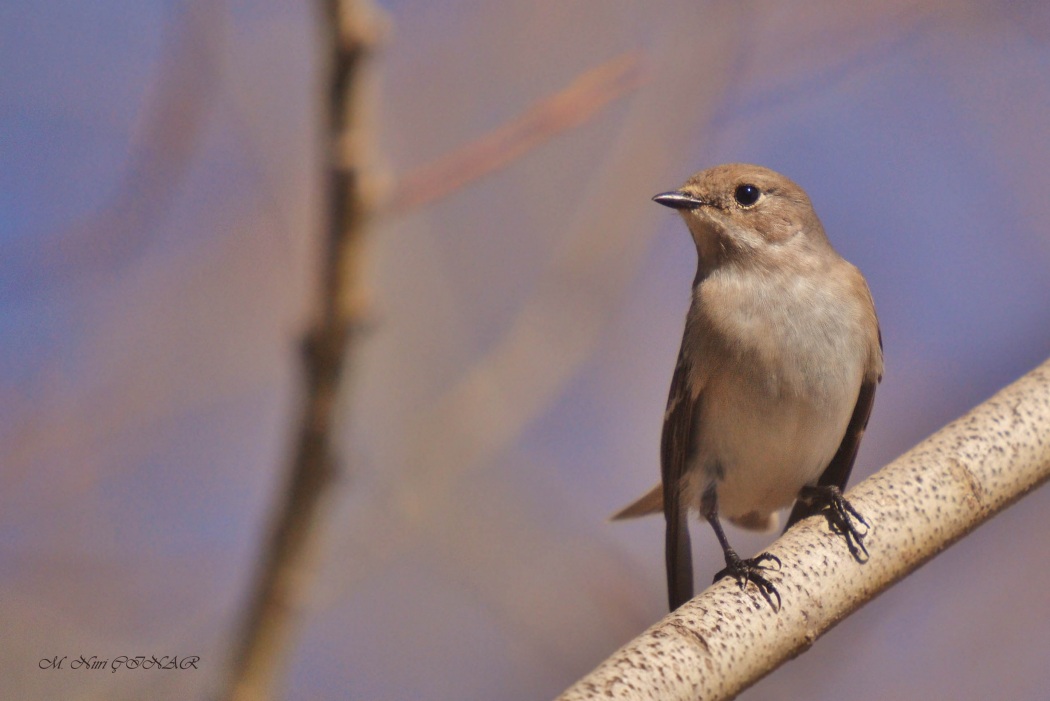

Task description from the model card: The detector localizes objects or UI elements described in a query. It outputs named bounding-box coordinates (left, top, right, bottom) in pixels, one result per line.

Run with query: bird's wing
left=784, top=374, right=879, bottom=531
left=661, top=347, right=702, bottom=610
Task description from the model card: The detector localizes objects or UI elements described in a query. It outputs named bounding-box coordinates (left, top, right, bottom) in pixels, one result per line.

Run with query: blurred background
left=3, top=1, right=1050, bottom=699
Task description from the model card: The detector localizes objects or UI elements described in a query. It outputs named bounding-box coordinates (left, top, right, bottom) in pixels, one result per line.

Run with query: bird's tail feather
left=610, top=484, right=663, bottom=520
left=665, top=493, right=694, bottom=610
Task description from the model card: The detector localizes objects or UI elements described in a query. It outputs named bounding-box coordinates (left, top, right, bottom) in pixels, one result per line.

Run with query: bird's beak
left=652, top=191, right=705, bottom=210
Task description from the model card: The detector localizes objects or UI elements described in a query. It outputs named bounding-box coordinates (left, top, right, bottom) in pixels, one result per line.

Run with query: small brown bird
left=615, top=164, right=883, bottom=611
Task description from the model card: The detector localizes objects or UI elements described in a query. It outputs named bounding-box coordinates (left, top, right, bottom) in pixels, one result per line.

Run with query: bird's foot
left=799, top=485, right=869, bottom=562
left=714, top=550, right=782, bottom=611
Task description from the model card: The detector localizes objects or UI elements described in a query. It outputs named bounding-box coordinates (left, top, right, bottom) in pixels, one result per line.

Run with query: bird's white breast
left=684, top=263, right=868, bottom=520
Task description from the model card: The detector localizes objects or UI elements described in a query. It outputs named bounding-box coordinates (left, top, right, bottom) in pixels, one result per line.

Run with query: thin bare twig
left=392, top=51, right=647, bottom=212
left=222, top=2, right=386, bottom=700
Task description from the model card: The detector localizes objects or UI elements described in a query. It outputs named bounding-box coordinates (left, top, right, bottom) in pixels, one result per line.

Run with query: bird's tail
left=610, top=484, right=663, bottom=520
left=615, top=483, right=778, bottom=532
left=665, top=485, right=694, bottom=610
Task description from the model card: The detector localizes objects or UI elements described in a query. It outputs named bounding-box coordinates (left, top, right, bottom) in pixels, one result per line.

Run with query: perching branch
left=557, top=357, right=1050, bottom=701
left=222, top=2, right=386, bottom=700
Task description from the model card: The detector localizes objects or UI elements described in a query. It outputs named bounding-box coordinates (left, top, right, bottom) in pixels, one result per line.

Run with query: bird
left=614, top=164, right=883, bottom=612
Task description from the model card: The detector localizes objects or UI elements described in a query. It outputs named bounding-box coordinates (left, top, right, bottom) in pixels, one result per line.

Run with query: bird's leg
left=797, top=485, right=869, bottom=562
left=701, top=486, right=782, bottom=611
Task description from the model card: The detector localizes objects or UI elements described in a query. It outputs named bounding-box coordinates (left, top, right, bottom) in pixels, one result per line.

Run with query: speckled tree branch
left=558, top=358, right=1050, bottom=701
left=222, top=2, right=387, bottom=700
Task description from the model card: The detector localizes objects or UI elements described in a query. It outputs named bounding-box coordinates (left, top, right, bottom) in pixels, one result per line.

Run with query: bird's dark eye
left=734, top=184, right=761, bottom=207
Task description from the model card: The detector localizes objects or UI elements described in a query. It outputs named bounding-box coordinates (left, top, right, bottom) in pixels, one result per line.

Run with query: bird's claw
left=714, top=552, right=782, bottom=611
left=801, top=485, right=869, bottom=562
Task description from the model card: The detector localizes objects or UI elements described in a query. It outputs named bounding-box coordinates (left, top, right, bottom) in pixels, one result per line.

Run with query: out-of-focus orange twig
left=393, top=51, right=647, bottom=212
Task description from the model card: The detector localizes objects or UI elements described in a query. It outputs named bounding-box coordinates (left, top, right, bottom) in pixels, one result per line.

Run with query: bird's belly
left=690, top=376, right=856, bottom=520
